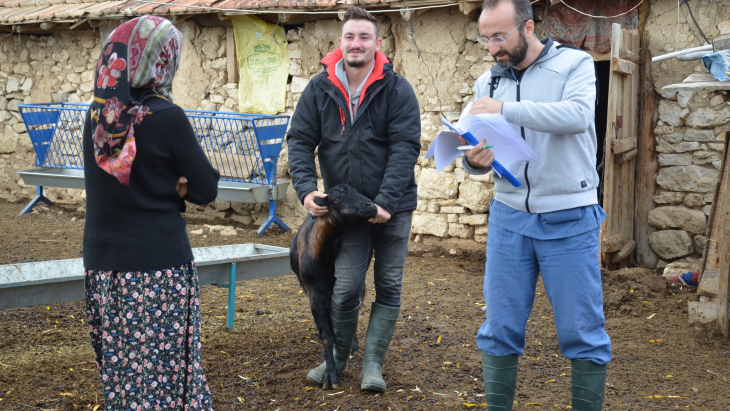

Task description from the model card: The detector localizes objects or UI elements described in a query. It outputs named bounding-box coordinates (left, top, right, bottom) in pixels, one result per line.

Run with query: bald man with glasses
left=461, top=1, right=611, bottom=410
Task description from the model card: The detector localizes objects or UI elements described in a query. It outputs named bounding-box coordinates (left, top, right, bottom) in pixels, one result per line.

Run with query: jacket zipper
left=339, top=107, right=346, bottom=135
left=510, top=68, right=530, bottom=213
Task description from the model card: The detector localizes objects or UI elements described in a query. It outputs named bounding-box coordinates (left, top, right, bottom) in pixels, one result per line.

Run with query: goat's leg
left=309, top=299, right=340, bottom=389
left=321, top=338, right=339, bottom=390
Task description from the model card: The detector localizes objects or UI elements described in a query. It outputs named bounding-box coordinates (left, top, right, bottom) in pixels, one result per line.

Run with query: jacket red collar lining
left=320, top=49, right=388, bottom=112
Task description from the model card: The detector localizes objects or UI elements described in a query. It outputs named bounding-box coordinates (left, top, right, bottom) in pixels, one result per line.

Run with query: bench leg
left=227, top=262, right=236, bottom=329
left=18, top=186, right=54, bottom=215
left=256, top=199, right=290, bottom=237
left=213, top=262, right=237, bottom=329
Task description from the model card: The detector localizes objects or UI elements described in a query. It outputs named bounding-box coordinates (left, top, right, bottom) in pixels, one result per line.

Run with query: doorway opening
left=594, top=60, right=610, bottom=207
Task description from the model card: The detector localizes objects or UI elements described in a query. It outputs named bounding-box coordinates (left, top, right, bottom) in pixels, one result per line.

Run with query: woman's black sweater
left=83, top=106, right=220, bottom=272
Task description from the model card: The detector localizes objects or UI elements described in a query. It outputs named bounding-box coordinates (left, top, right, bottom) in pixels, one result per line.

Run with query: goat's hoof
left=322, top=372, right=339, bottom=390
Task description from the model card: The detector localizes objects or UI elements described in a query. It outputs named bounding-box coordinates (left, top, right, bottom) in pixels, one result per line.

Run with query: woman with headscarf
left=82, top=16, right=220, bottom=410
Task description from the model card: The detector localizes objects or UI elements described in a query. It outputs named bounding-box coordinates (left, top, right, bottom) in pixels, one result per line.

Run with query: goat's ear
left=314, top=195, right=329, bottom=207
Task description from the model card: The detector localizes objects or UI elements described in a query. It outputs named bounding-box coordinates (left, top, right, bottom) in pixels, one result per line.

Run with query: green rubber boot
left=482, top=351, right=518, bottom=411
left=359, top=302, right=400, bottom=392
left=306, top=304, right=360, bottom=386
left=571, top=359, right=608, bottom=411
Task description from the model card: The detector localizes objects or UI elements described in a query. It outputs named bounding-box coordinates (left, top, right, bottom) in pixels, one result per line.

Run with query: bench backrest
left=18, top=104, right=290, bottom=187
left=18, top=103, right=87, bottom=169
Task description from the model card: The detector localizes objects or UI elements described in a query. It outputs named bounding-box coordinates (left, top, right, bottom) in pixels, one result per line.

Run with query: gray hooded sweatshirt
left=464, top=38, right=599, bottom=214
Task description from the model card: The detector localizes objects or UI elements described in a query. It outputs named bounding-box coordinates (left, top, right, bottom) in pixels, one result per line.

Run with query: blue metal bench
left=0, top=244, right=290, bottom=329
left=17, top=103, right=290, bottom=236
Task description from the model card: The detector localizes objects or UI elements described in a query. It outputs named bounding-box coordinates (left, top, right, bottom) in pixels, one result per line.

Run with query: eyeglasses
left=477, top=23, right=523, bottom=46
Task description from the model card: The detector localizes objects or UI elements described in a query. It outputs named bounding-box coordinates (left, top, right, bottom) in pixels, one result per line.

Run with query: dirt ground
left=1, top=199, right=730, bottom=411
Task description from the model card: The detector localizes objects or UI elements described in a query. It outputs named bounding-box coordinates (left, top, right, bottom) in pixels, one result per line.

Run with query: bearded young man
left=461, top=0, right=611, bottom=410
left=286, top=6, right=421, bottom=393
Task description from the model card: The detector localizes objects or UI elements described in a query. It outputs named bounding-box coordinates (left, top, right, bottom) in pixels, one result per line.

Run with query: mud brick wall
left=1, top=0, right=729, bottom=261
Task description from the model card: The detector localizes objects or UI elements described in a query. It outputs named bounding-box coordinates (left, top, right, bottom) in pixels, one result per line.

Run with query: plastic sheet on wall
left=232, top=15, right=289, bottom=114
left=702, top=50, right=730, bottom=82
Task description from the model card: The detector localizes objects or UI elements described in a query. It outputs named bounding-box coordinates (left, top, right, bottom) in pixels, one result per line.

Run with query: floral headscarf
left=90, top=15, right=183, bottom=185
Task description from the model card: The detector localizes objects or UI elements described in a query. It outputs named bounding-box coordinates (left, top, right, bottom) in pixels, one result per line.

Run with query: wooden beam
left=171, top=15, right=194, bottom=24
left=612, top=135, right=637, bottom=155
left=587, top=50, right=611, bottom=61
left=714, top=37, right=730, bottom=52
left=277, top=13, right=298, bottom=24
left=602, top=233, right=624, bottom=254
left=191, top=13, right=233, bottom=27
left=688, top=301, right=718, bottom=324
left=611, top=56, right=636, bottom=75
left=614, top=148, right=637, bottom=165
left=618, top=47, right=640, bottom=63
left=700, top=134, right=730, bottom=283
left=459, top=1, right=481, bottom=15
left=634, top=30, right=659, bottom=267
left=399, top=8, right=428, bottom=21
left=664, top=81, right=730, bottom=93
left=611, top=239, right=636, bottom=264
left=698, top=269, right=719, bottom=298
left=683, top=73, right=715, bottom=83
left=719, top=144, right=730, bottom=336
left=227, top=27, right=238, bottom=84
left=69, top=18, right=89, bottom=30
left=11, top=24, right=32, bottom=32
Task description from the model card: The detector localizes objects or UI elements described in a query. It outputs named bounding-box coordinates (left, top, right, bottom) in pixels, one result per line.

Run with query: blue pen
left=441, top=121, right=522, bottom=187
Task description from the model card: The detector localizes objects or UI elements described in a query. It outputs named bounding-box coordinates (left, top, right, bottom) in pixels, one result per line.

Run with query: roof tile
left=86, top=0, right=125, bottom=16
left=115, top=1, right=152, bottom=15
left=0, top=0, right=456, bottom=24
left=53, top=2, right=91, bottom=17
left=132, top=0, right=172, bottom=14
left=9, top=5, right=46, bottom=20
left=98, top=0, right=130, bottom=14
left=212, top=0, right=237, bottom=9
left=34, top=3, right=68, bottom=18
left=168, top=0, right=200, bottom=14
left=0, top=5, right=31, bottom=21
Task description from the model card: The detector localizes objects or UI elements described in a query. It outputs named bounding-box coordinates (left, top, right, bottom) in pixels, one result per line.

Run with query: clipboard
left=440, top=121, right=522, bottom=187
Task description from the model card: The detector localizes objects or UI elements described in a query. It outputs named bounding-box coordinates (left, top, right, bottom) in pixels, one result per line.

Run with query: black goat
left=290, top=184, right=377, bottom=389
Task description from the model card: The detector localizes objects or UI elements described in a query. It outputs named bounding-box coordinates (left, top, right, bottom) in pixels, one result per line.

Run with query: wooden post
left=634, top=30, right=659, bottom=267
left=720, top=150, right=730, bottom=337
left=227, top=28, right=239, bottom=84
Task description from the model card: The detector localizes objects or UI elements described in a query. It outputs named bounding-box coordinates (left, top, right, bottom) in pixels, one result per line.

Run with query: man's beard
left=493, top=29, right=528, bottom=69
left=346, top=58, right=366, bottom=68
left=345, top=48, right=368, bottom=68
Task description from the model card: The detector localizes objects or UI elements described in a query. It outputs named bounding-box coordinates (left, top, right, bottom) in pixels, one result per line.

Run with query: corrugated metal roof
left=1, top=0, right=462, bottom=25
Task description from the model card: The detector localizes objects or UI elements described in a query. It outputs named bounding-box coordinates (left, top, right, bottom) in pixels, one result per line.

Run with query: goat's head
left=315, top=184, right=378, bottom=222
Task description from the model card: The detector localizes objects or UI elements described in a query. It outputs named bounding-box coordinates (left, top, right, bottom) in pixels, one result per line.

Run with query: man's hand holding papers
left=461, top=138, right=495, bottom=169
left=424, top=102, right=538, bottom=187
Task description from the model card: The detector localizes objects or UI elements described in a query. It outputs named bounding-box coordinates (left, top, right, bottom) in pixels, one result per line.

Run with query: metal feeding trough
left=0, top=244, right=291, bottom=328
left=17, top=103, right=291, bottom=236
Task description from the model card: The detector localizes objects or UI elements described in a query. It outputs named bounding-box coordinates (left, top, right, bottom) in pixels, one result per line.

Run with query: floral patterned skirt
left=85, top=262, right=213, bottom=410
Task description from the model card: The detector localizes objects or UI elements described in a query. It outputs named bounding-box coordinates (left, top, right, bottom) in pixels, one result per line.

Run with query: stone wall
left=650, top=89, right=727, bottom=267
left=283, top=9, right=494, bottom=252
left=0, top=9, right=493, bottom=249
left=4, top=2, right=729, bottom=261
left=0, top=30, right=99, bottom=205
left=0, top=21, right=304, bottom=226
left=645, top=0, right=730, bottom=269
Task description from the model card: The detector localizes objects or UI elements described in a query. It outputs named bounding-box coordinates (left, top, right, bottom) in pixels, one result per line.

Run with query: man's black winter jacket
left=287, top=49, right=421, bottom=215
